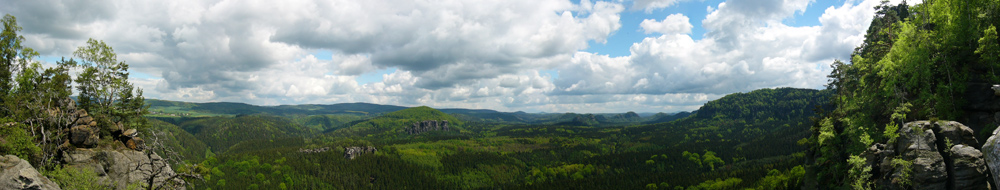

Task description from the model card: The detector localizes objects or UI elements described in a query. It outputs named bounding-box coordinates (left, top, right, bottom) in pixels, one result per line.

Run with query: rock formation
left=862, top=121, right=989, bottom=190
left=404, top=120, right=450, bottom=135
left=113, top=128, right=145, bottom=151
left=298, top=147, right=331, bottom=153
left=0, top=155, right=61, bottom=190
left=343, top=146, right=377, bottom=160
left=984, top=125, right=1000, bottom=190
left=61, top=149, right=184, bottom=189
left=67, top=109, right=100, bottom=148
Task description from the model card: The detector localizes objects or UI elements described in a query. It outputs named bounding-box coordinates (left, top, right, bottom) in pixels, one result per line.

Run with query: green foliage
left=812, top=0, right=1000, bottom=187
left=74, top=38, right=149, bottom=135
left=0, top=118, right=41, bottom=161
left=686, top=178, right=743, bottom=190
left=890, top=158, right=913, bottom=187
left=756, top=165, right=805, bottom=190
left=702, top=151, right=724, bottom=171
left=148, top=119, right=209, bottom=164
left=0, top=14, right=39, bottom=94
left=977, top=25, right=1000, bottom=81
left=44, top=166, right=111, bottom=190
left=847, top=155, right=872, bottom=190
left=646, top=183, right=658, bottom=190
left=180, top=114, right=311, bottom=153
left=682, top=151, right=702, bottom=168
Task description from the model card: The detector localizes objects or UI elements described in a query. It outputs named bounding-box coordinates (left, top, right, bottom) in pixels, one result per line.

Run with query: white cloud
left=632, top=0, right=689, bottom=13
left=640, top=13, right=693, bottom=35
left=0, top=0, right=910, bottom=113
left=553, top=0, right=899, bottom=98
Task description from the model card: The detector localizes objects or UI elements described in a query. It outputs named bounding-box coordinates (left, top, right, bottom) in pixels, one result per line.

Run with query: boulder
left=936, top=121, right=979, bottom=147
left=69, top=125, right=99, bottom=148
left=122, top=129, right=137, bottom=137
left=0, top=155, right=61, bottom=190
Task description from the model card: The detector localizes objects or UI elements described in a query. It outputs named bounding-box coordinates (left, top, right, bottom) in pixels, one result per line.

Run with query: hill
left=326, top=106, right=466, bottom=140
left=177, top=114, right=313, bottom=153
left=146, top=99, right=407, bottom=117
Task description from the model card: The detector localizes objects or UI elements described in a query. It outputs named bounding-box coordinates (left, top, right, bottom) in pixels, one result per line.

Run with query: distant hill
left=147, top=99, right=683, bottom=125
left=327, top=106, right=465, bottom=140
left=643, top=111, right=695, bottom=124
left=146, top=99, right=407, bottom=116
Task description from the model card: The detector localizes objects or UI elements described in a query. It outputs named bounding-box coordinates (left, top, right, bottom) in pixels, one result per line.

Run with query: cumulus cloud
left=552, top=0, right=896, bottom=98
left=640, top=13, right=693, bottom=34
left=0, top=0, right=904, bottom=113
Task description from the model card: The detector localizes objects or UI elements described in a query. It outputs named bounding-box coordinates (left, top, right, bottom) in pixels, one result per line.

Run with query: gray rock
left=898, top=121, right=939, bottom=155
left=404, top=120, right=452, bottom=135
left=950, top=145, right=988, bottom=190
left=875, top=121, right=990, bottom=189
left=910, top=149, right=946, bottom=190
left=62, top=149, right=184, bottom=190
left=0, top=155, right=61, bottom=190
left=69, top=125, right=99, bottom=148
left=344, top=146, right=377, bottom=160
left=983, top=125, right=1000, bottom=190
left=936, top=121, right=980, bottom=147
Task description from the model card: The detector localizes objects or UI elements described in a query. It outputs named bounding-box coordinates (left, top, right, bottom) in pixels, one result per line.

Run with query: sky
left=0, top=0, right=915, bottom=113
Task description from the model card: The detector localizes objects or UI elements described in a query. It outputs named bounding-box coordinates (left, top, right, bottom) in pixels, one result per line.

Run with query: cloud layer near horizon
left=1, top=0, right=901, bottom=113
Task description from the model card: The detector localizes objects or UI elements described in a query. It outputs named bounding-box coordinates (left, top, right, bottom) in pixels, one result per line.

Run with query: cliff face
left=0, top=155, right=60, bottom=190
left=862, top=121, right=989, bottom=190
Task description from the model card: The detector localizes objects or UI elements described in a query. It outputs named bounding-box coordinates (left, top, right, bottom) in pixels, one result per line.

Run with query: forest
left=135, top=87, right=832, bottom=190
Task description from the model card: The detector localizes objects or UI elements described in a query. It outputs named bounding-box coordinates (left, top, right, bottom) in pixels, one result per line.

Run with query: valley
left=145, top=88, right=830, bottom=189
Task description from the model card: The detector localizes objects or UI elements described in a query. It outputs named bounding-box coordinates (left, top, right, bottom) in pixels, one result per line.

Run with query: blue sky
left=584, top=0, right=845, bottom=57
left=2, top=0, right=901, bottom=113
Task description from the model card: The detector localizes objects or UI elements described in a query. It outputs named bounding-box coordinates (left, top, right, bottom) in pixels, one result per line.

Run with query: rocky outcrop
left=67, top=109, right=100, bottom=148
left=343, top=146, right=377, bottom=160
left=0, top=155, right=61, bottom=190
left=983, top=125, right=1000, bottom=190
left=298, top=147, right=331, bottom=153
left=862, top=121, right=988, bottom=190
left=404, top=120, right=450, bottom=135
left=61, top=149, right=184, bottom=189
